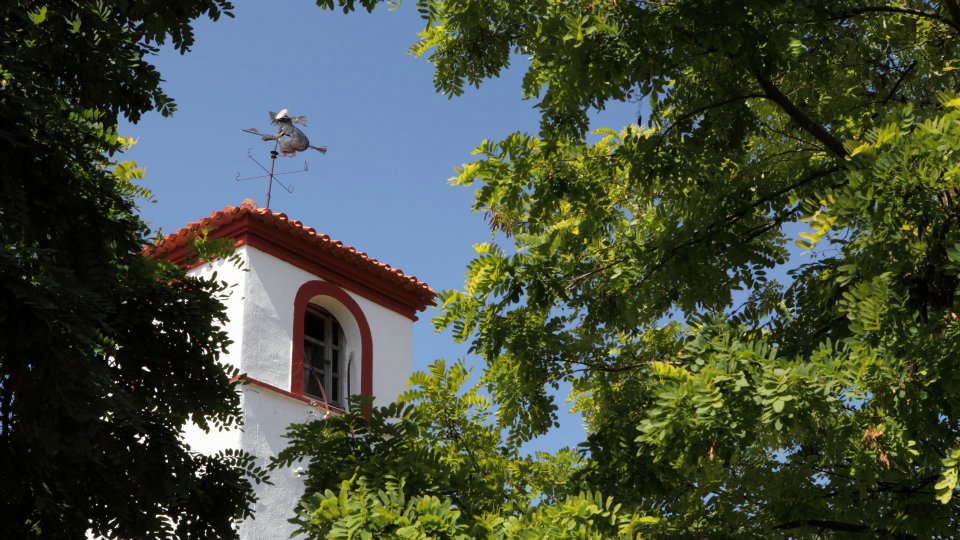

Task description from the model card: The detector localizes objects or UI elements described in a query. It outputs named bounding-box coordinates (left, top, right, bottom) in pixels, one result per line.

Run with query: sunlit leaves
left=28, top=6, right=47, bottom=25
left=313, top=0, right=960, bottom=536
left=285, top=362, right=666, bottom=539
left=297, top=477, right=471, bottom=540
left=937, top=448, right=960, bottom=504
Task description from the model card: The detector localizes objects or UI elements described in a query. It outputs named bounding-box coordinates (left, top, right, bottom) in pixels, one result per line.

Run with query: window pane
left=302, top=307, right=348, bottom=407
left=304, top=368, right=321, bottom=398
left=304, top=342, right=326, bottom=370
left=305, top=310, right=325, bottom=342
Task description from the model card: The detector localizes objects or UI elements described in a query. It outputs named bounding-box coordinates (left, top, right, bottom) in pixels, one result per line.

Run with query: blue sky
left=122, top=1, right=638, bottom=452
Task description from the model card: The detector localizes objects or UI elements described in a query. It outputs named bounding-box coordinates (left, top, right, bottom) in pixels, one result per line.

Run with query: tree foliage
left=1, top=2, right=264, bottom=538
left=291, top=0, right=960, bottom=537
left=278, top=360, right=656, bottom=539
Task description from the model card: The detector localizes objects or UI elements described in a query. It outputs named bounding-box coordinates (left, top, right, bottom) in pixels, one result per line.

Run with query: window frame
left=291, top=280, right=374, bottom=409
left=302, top=306, right=344, bottom=407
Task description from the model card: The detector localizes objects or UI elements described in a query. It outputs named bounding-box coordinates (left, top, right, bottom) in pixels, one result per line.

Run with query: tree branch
left=829, top=5, right=960, bottom=33
left=946, top=0, right=960, bottom=30
left=661, top=165, right=844, bottom=257
left=657, top=93, right=767, bottom=144
left=552, top=357, right=685, bottom=381
left=564, top=258, right=628, bottom=288
left=775, top=519, right=917, bottom=539
left=752, top=70, right=849, bottom=159
left=879, top=60, right=918, bottom=110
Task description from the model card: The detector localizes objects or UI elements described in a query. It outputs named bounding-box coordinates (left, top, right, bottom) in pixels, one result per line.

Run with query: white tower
left=152, top=200, right=435, bottom=538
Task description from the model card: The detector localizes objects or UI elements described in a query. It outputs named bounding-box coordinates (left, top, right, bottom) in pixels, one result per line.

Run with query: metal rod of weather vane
left=266, top=141, right=279, bottom=209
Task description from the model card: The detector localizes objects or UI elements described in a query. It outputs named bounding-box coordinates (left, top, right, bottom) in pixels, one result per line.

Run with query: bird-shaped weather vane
left=239, top=109, right=327, bottom=208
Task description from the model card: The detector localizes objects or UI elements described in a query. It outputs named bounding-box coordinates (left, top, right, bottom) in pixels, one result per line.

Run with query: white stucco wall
left=180, top=251, right=252, bottom=457
left=188, top=248, right=252, bottom=374
left=181, top=243, right=417, bottom=540
left=236, top=386, right=318, bottom=539
left=239, top=245, right=414, bottom=404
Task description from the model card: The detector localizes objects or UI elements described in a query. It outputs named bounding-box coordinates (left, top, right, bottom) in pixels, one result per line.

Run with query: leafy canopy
left=1, top=2, right=265, bottom=539
left=288, top=0, right=960, bottom=537
left=277, top=360, right=651, bottom=539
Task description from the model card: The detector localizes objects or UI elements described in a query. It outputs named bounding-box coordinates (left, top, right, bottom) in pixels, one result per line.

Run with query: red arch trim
left=292, top=280, right=373, bottom=401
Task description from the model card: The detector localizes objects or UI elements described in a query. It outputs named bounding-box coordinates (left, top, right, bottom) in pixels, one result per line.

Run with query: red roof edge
left=145, top=201, right=436, bottom=317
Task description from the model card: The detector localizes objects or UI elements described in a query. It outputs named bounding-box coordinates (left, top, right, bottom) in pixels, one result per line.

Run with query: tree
left=292, top=0, right=960, bottom=537
left=1, top=2, right=264, bottom=538
left=277, top=360, right=640, bottom=539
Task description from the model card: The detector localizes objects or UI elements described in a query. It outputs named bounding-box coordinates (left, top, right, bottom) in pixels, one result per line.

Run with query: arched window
left=291, top=280, right=374, bottom=409
left=302, top=306, right=344, bottom=406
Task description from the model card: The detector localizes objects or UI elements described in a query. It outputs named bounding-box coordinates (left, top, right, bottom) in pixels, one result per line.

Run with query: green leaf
left=29, top=6, right=46, bottom=25
left=772, top=398, right=785, bottom=413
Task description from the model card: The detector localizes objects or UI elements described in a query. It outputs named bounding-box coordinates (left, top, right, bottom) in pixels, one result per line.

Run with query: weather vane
left=238, top=109, right=328, bottom=208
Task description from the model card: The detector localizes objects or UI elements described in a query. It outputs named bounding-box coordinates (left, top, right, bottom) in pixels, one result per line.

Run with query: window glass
left=302, top=306, right=346, bottom=407
left=305, top=310, right=325, bottom=342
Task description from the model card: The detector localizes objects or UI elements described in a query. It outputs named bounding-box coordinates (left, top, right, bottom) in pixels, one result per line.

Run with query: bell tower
left=150, top=199, right=434, bottom=538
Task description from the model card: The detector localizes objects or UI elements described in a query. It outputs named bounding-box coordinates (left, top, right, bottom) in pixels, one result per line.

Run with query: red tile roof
left=146, top=201, right=436, bottom=313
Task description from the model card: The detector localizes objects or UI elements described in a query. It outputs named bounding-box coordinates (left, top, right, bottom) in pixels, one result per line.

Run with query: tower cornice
left=146, top=201, right=436, bottom=319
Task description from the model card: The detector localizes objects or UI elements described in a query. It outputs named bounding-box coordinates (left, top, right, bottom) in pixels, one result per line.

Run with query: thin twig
left=827, top=5, right=960, bottom=33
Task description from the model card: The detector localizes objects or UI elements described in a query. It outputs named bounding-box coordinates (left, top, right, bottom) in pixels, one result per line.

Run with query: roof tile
left=146, top=204, right=435, bottom=308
